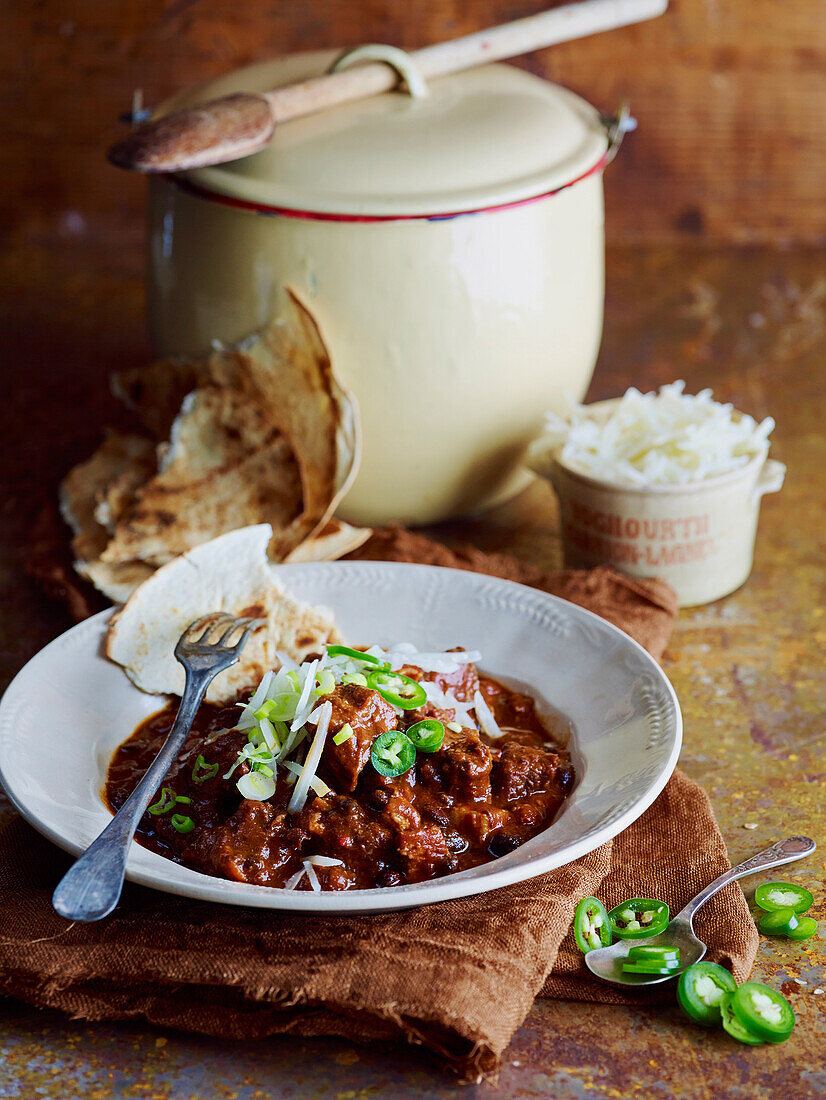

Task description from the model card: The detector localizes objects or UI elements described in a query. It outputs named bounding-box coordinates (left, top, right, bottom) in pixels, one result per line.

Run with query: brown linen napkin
left=0, top=528, right=758, bottom=1083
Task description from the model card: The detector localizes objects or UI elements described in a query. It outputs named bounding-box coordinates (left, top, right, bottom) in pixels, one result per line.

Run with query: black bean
left=444, top=830, right=469, bottom=854
left=556, top=765, right=574, bottom=792
left=487, top=832, right=522, bottom=858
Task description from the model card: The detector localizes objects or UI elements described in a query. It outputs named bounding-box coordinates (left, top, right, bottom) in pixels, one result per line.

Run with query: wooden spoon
left=109, top=0, right=667, bottom=174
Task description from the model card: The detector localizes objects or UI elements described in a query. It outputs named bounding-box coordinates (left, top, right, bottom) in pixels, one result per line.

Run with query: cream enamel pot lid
left=157, top=52, right=609, bottom=217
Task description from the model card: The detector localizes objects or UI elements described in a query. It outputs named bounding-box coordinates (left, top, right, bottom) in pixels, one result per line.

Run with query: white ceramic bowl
left=0, top=563, right=681, bottom=914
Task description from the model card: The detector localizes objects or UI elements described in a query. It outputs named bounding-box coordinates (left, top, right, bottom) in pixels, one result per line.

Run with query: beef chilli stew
left=105, top=644, right=574, bottom=891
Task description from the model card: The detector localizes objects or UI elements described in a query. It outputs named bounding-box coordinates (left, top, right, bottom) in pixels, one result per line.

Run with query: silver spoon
left=52, top=614, right=262, bottom=923
left=585, top=835, right=817, bottom=986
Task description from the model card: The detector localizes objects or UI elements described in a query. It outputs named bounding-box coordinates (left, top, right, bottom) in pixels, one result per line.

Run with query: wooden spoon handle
left=110, top=0, right=667, bottom=173
left=265, top=0, right=667, bottom=120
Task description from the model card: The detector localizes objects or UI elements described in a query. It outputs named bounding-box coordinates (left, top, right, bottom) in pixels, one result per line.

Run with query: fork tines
left=182, top=613, right=265, bottom=649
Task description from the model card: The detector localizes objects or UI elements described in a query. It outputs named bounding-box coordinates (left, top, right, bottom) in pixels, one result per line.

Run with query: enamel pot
left=147, top=48, right=622, bottom=525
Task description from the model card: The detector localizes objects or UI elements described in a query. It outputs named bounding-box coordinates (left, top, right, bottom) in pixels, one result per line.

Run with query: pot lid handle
left=328, top=44, right=429, bottom=99
left=601, top=101, right=635, bottom=163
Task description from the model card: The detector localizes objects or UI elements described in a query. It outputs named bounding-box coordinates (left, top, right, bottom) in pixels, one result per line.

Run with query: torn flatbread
left=106, top=524, right=340, bottom=702
left=99, top=385, right=302, bottom=567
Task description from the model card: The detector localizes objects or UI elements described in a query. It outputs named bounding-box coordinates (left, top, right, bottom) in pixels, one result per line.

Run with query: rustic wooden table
left=1, top=243, right=823, bottom=1098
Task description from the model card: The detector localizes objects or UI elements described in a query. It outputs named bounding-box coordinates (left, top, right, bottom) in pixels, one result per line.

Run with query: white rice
left=530, top=382, right=774, bottom=489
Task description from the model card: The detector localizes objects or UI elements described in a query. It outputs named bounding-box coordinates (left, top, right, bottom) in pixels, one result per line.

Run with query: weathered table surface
left=1, top=243, right=824, bottom=1098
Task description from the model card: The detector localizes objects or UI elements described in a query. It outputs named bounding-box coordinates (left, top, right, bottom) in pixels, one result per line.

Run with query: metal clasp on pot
left=601, top=101, right=635, bottom=163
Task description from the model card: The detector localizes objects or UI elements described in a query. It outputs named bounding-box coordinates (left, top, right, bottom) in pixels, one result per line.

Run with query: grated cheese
left=473, top=689, right=504, bottom=739
left=236, top=670, right=274, bottom=730
left=530, top=381, right=774, bottom=489
left=422, top=680, right=477, bottom=728
left=282, top=855, right=343, bottom=892
left=290, top=658, right=319, bottom=732
left=282, top=758, right=331, bottom=797
left=304, top=861, right=321, bottom=892
left=287, top=701, right=332, bottom=813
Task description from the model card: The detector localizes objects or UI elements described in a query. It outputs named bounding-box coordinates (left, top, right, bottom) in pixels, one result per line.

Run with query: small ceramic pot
left=539, top=444, right=785, bottom=607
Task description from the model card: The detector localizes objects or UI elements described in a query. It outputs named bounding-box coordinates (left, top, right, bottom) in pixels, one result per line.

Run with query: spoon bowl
left=585, top=922, right=706, bottom=986
left=585, top=835, right=816, bottom=987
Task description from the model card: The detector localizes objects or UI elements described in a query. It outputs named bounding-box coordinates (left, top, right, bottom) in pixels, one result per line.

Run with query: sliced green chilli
left=677, top=962, right=738, bottom=1026
left=608, top=898, right=670, bottom=939
left=327, top=645, right=390, bottom=669
left=758, top=908, right=799, bottom=937
left=367, top=670, right=427, bottom=710
left=628, top=945, right=680, bottom=964
left=148, top=787, right=185, bottom=815
left=622, top=962, right=680, bottom=976
left=170, top=814, right=195, bottom=834
left=405, top=719, right=445, bottom=753
left=191, top=754, right=220, bottom=784
left=731, top=982, right=795, bottom=1043
left=573, top=897, right=612, bottom=953
left=370, top=730, right=416, bottom=777
left=786, top=916, right=818, bottom=940
left=754, top=881, right=814, bottom=914
left=720, top=993, right=763, bottom=1045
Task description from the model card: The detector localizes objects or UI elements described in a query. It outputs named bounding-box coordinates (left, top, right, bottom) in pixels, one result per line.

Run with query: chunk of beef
left=450, top=803, right=511, bottom=845
left=357, top=761, right=417, bottom=811
left=480, top=679, right=544, bottom=741
left=302, top=794, right=394, bottom=866
left=395, top=825, right=455, bottom=882
left=491, top=742, right=562, bottom=803
left=418, top=729, right=492, bottom=803
left=320, top=683, right=398, bottom=792
left=308, top=863, right=357, bottom=892
left=379, top=793, right=422, bottom=834
left=188, top=800, right=306, bottom=886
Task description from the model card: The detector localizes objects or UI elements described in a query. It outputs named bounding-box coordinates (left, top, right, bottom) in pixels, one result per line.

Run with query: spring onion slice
left=223, top=742, right=273, bottom=780
left=473, top=689, right=504, bottom=738
left=257, top=693, right=300, bottom=723
left=315, top=669, right=336, bottom=696
left=170, top=814, right=195, bottom=834
left=288, top=701, right=332, bottom=813
left=236, top=769, right=276, bottom=801
left=333, top=724, right=354, bottom=745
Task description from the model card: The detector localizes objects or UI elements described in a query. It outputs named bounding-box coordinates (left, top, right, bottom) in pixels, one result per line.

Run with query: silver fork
left=52, top=613, right=262, bottom=922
